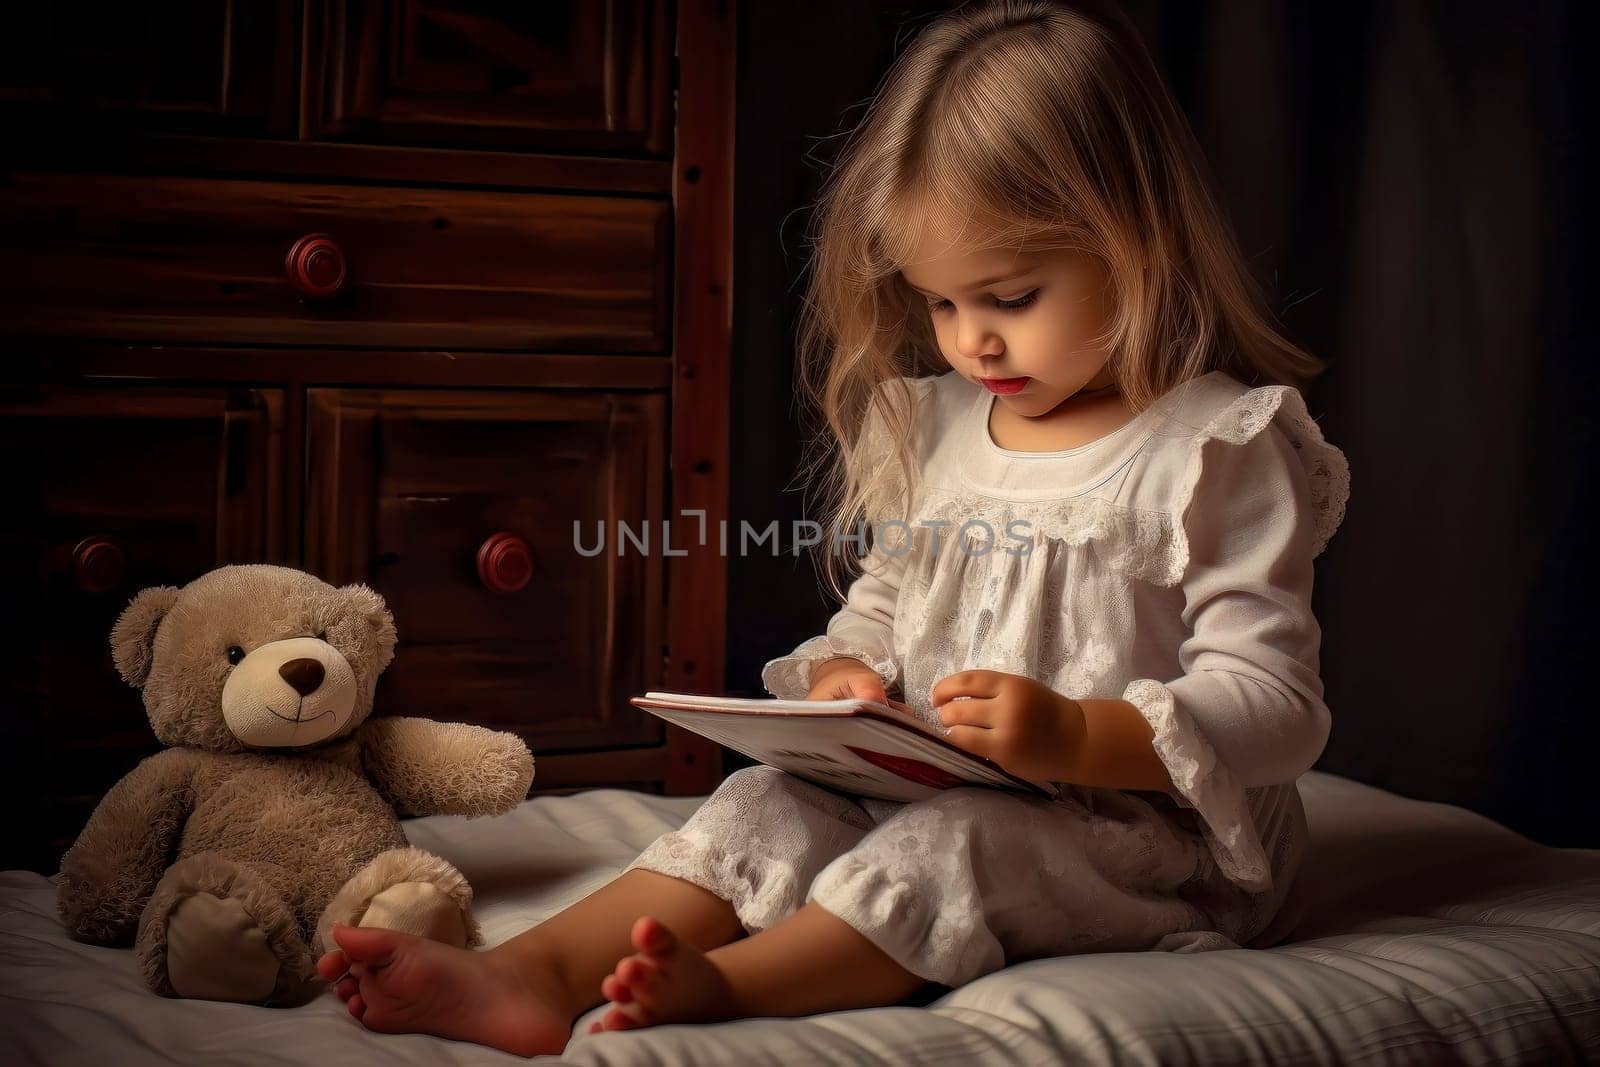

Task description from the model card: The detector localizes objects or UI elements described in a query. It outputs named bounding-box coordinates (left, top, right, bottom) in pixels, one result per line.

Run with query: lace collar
left=895, top=373, right=1349, bottom=588
left=954, top=372, right=1224, bottom=500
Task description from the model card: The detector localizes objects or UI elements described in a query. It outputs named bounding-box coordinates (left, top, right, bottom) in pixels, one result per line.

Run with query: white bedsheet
left=2, top=770, right=1596, bottom=1065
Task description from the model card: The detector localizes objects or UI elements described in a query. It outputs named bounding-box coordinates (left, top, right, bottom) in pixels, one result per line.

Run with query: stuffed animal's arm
left=359, top=717, right=534, bottom=817
left=57, top=748, right=198, bottom=945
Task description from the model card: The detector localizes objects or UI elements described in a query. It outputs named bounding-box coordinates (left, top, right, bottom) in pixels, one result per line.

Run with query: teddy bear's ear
left=339, top=582, right=397, bottom=675
left=110, top=585, right=181, bottom=687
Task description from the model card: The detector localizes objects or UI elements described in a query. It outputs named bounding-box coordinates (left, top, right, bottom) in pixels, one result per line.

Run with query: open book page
left=633, top=692, right=1062, bottom=803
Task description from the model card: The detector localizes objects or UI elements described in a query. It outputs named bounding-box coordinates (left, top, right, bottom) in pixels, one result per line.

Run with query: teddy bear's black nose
left=279, top=658, right=325, bottom=696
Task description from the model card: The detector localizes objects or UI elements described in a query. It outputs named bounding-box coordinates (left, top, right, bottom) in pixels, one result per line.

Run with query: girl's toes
left=617, top=955, right=658, bottom=990
left=315, top=951, right=348, bottom=981
left=601, top=1005, right=643, bottom=1031
left=601, top=974, right=633, bottom=1003
left=632, top=915, right=675, bottom=953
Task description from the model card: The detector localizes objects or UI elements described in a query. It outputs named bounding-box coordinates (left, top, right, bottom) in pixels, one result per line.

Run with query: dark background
left=724, top=0, right=1593, bottom=847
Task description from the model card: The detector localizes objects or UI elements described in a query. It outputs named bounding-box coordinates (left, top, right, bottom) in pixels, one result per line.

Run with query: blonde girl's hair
left=791, top=0, right=1328, bottom=605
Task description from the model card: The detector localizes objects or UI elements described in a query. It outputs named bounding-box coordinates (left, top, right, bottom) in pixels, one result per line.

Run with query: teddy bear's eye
left=226, top=645, right=245, bottom=665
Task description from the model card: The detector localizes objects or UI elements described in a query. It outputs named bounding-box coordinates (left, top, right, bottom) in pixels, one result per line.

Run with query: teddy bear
left=55, top=564, right=536, bottom=1006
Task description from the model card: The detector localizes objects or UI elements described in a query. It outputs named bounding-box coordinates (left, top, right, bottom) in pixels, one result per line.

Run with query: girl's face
left=898, top=227, right=1117, bottom=416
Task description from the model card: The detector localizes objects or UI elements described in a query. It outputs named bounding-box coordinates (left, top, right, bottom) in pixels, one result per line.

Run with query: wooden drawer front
left=0, top=2, right=299, bottom=140
left=1, top=1, right=669, bottom=155
left=0, top=385, right=283, bottom=873
left=305, top=0, right=673, bottom=155
left=305, top=388, right=666, bottom=751
left=0, top=173, right=671, bottom=352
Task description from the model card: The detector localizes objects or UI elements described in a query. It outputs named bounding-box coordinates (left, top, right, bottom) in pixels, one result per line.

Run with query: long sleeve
left=760, top=537, right=908, bottom=699
left=1158, top=419, right=1331, bottom=786
left=1123, top=407, right=1343, bottom=893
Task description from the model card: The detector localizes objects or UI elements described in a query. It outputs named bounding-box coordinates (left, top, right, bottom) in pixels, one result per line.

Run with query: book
left=631, top=690, right=1065, bottom=803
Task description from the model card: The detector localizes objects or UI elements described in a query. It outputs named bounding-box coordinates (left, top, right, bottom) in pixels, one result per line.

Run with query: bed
left=3, top=769, right=1596, bottom=1066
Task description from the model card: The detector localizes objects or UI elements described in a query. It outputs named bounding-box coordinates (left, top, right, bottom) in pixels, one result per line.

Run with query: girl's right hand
left=805, top=657, right=914, bottom=715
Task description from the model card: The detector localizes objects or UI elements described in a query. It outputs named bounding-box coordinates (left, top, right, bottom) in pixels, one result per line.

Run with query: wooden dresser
left=0, top=0, right=730, bottom=874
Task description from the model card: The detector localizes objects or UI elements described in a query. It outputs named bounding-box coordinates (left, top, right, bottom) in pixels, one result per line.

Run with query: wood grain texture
left=0, top=173, right=671, bottom=352
left=661, top=0, right=735, bottom=793
left=301, top=0, right=673, bottom=154
left=304, top=388, right=667, bottom=756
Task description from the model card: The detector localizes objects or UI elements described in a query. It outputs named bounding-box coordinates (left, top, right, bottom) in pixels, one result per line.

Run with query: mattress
left=2, top=769, right=1596, bottom=1066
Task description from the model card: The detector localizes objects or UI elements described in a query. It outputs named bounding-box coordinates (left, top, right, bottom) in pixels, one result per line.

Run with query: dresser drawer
left=304, top=387, right=667, bottom=751
left=305, top=0, right=674, bottom=155
left=0, top=384, right=284, bottom=872
left=0, top=172, right=671, bottom=352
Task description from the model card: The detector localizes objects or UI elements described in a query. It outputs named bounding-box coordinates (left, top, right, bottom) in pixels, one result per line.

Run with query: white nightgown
left=624, top=368, right=1351, bottom=988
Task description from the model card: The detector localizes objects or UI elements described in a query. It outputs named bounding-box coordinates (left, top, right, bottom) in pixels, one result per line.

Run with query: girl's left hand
left=930, top=669, right=1087, bottom=782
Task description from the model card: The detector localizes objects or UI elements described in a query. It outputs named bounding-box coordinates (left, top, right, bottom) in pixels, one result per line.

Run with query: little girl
left=316, top=0, right=1350, bottom=1055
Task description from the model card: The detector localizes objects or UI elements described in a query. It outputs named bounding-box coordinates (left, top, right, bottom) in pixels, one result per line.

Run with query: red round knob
left=476, top=533, right=533, bottom=594
left=72, top=535, right=126, bottom=594
left=285, top=233, right=347, bottom=299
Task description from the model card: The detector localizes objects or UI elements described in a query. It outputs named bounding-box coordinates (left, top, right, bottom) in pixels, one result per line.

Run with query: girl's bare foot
left=588, top=915, right=739, bottom=1033
left=316, top=923, right=573, bottom=1056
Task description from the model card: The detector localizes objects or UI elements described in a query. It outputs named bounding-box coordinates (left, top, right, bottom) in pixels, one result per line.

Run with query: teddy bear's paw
left=165, top=892, right=283, bottom=1002
left=317, top=846, right=483, bottom=953
left=360, top=881, right=469, bottom=948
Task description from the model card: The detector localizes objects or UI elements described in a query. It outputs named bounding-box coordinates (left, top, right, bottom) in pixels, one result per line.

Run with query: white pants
left=623, top=767, right=1282, bottom=988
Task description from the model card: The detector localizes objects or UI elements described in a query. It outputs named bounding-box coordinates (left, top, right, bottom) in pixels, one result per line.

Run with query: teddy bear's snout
left=219, top=635, right=358, bottom=748
left=278, top=658, right=325, bottom=696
